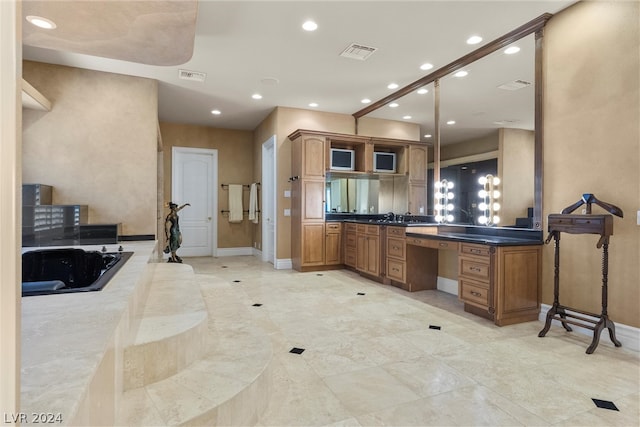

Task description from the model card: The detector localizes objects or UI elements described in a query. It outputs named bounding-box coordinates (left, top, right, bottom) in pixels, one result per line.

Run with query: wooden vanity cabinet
left=356, top=224, right=381, bottom=277
left=344, top=223, right=357, bottom=268
left=385, top=226, right=406, bottom=284
left=325, top=222, right=342, bottom=265
left=290, top=131, right=327, bottom=271
left=458, top=242, right=541, bottom=326
left=408, top=144, right=428, bottom=215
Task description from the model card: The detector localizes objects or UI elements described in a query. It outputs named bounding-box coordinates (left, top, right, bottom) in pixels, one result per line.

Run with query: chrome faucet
left=385, top=212, right=395, bottom=222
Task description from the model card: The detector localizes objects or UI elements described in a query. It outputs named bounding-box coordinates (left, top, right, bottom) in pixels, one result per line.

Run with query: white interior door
left=171, top=147, right=217, bottom=257
left=262, top=136, right=276, bottom=265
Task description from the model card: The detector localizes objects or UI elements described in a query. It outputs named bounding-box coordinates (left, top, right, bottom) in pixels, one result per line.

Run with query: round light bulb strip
left=478, top=174, right=501, bottom=225
left=434, top=179, right=455, bottom=223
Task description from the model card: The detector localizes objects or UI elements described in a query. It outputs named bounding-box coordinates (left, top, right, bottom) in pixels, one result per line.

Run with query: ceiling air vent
left=497, top=79, right=531, bottom=91
left=340, top=43, right=378, bottom=61
left=178, top=69, right=207, bottom=82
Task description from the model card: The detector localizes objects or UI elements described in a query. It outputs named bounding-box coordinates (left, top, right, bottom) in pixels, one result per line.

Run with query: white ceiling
left=22, top=0, right=577, bottom=144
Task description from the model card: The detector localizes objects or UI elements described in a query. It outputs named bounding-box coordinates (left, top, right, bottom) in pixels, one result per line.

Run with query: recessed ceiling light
left=403, top=115, right=412, bottom=120
left=446, top=120, right=456, bottom=125
left=302, top=20, right=318, bottom=31
left=361, top=98, right=371, bottom=104
left=387, top=83, right=399, bottom=89
left=211, top=109, right=221, bottom=115
left=424, top=134, right=432, bottom=138
left=389, top=103, right=399, bottom=108
left=260, top=77, right=279, bottom=85
left=454, top=70, right=468, bottom=78
left=26, top=15, right=56, bottom=29
left=467, top=35, right=483, bottom=45
left=309, top=102, right=318, bottom=107
left=420, top=63, right=434, bottom=71
left=252, top=93, right=263, bottom=100
left=504, top=46, right=521, bottom=55
left=417, top=87, right=429, bottom=95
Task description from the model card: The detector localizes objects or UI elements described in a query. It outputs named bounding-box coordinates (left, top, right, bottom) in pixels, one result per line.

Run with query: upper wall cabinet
left=22, top=79, right=51, bottom=111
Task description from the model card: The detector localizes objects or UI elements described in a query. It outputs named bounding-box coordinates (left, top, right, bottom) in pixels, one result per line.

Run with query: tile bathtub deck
left=133, top=255, right=639, bottom=426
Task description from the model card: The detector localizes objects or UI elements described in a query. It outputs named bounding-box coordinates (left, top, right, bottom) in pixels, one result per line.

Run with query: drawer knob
left=470, top=291, right=482, bottom=297
left=470, top=266, right=482, bottom=272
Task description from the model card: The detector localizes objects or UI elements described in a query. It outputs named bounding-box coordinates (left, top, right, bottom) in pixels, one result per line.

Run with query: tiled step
left=117, top=268, right=273, bottom=426
left=123, top=263, right=209, bottom=390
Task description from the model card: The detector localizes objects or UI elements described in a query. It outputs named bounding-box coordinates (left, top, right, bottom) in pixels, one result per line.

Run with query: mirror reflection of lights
left=434, top=179, right=455, bottom=223
left=478, top=174, right=501, bottom=226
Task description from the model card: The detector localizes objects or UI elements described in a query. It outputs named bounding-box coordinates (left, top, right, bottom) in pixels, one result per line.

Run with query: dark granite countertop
left=330, top=216, right=543, bottom=246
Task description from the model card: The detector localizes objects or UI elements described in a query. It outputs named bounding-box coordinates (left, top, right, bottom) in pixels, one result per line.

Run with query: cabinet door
left=356, top=233, right=368, bottom=271
left=302, top=180, right=325, bottom=221
left=408, top=183, right=427, bottom=216
left=325, top=231, right=342, bottom=265
left=302, top=223, right=325, bottom=266
left=303, top=136, right=326, bottom=179
left=409, top=145, right=428, bottom=183
left=365, top=235, right=380, bottom=276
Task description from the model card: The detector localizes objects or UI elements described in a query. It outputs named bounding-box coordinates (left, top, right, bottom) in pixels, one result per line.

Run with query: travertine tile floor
left=181, top=256, right=639, bottom=426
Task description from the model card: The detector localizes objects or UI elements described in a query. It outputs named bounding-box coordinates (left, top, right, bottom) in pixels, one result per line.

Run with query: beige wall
left=0, top=0, right=21, bottom=415
left=544, top=1, right=639, bottom=328
left=252, top=108, right=278, bottom=252
left=22, top=61, right=158, bottom=236
left=440, top=131, right=499, bottom=161
left=499, top=128, right=535, bottom=226
left=159, top=122, right=255, bottom=249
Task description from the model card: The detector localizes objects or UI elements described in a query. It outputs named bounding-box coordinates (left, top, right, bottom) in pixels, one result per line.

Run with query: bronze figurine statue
left=164, top=202, right=190, bottom=263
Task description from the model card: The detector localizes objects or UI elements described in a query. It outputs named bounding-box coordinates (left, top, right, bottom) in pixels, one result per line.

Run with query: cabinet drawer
left=459, top=256, right=491, bottom=281
left=460, top=243, right=490, bottom=258
left=345, top=223, right=357, bottom=232
left=345, top=232, right=357, bottom=248
left=387, top=226, right=406, bottom=237
left=386, top=237, right=406, bottom=259
left=326, top=222, right=341, bottom=232
left=425, top=240, right=458, bottom=251
left=459, top=279, right=490, bottom=307
left=386, top=259, right=406, bottom=283
left=345, top=248, right=356, bottom=267
left=365, top=225, right=380, bottom=235
left=406, top=237, right=431, bottom=247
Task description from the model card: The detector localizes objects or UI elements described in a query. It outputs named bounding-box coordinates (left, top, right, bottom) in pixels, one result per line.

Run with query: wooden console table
left=538, top=194, right=624, bottom=354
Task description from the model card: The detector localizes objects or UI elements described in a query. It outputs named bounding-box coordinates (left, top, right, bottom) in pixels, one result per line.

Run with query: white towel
left=249, top=183, right=259, bottom=224
left=228, top=184, right=243, bottom=223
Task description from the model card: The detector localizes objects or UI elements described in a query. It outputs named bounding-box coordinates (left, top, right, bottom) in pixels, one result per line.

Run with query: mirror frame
left=353, top=13, right=551, bottom=230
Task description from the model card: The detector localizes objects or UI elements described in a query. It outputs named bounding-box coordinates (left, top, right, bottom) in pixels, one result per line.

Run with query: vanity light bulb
left=446, top=214, right=454, bottom=222
left=435, top=215, right=443, bottom=222
left=435, top=203, right=443, bottom=211
left=493, top=203, right=501, bottom=211
left=493, top=190, right=501, bottom=198
left=478, top=176, right=487, bottom=185
left=435, top=191, right=443, bottom=199
left=492, top=177, right=501, bottom=185
left=479, top=202, right=487, bottom=211
left=434, top=181, right=442, bottom=189
left=478, top=216, right=487, bottom=225
left=479, top=190, right=487, bottom=198
left=447, top=182, right=455, bottom=189
left=447, top=192, right=454, bottom=200
left=493, top=216, right=501, bottom=224
left=446, top=203, right=454, bottom=211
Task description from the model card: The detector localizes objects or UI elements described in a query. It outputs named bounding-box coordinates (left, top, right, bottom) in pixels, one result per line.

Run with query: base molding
left=275, top=258, right=292, bottom=270
left=437, top=277, right=458, bottom=296
left=539, top=304, right=639, bottom=352
left=216, top=247, right=253, bottom=257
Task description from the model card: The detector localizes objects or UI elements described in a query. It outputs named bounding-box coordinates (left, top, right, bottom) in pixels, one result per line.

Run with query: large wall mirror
left=435, top=34, right=535, bottom=227
left=353, top=15, right=547, bottom=230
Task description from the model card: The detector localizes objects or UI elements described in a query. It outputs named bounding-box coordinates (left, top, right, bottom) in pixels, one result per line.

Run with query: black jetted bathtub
left=22, top=248, right=132, bottom=297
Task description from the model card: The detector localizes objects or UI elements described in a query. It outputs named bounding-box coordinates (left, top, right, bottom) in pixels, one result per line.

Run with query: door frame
left=261, top=135, right=276, bottom=265
left=171, top=146, right=218, bottom=257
